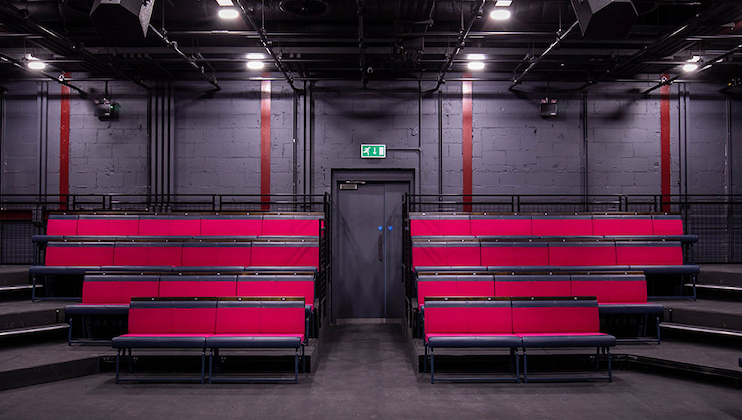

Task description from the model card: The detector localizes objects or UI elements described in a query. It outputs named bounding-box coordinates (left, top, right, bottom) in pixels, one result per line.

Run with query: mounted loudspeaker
left=90, top=0, right=155, bottom=39
left=570, top=0, right=637, bottom=39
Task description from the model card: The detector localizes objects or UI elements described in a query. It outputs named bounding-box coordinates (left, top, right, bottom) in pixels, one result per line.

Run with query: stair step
left=660, top=322, right=742, bottom=338
left=685, top=283, right=742, bottom=292
left=0, top=323, right=68, bottom=338
left=0, top=284, right=41, bottom=292
left=0, top=267, right=30, bottom=287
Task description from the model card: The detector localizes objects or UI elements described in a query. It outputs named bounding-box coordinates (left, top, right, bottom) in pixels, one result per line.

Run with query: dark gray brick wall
left=1, top=78, right=739, bottom=197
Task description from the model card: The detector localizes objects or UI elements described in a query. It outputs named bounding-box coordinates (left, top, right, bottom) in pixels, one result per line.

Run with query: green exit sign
left=361, top=144, right=386, bottom=159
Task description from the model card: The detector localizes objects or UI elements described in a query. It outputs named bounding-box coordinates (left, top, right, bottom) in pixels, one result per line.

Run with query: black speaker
left=90, top=0, right=155, bottom=39
left=570, top=0, right=637, bottom=39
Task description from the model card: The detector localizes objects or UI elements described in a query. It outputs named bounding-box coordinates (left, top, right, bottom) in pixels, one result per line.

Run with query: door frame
left=330, top=169, right=415, bottom=324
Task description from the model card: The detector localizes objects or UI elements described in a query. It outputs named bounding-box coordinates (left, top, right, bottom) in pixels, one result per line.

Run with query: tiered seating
left=112, top=297, right=306, bottom=384
left=66, top=271, right=315, bottom=344
left=31, top=211, right=324, bottom=300
left=416, top=271, right=662, bottom=342
left=424, top=297, right=615, bottom=383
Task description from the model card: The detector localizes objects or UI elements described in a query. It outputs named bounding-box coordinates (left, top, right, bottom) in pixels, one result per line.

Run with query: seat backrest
left=262, top=215, right=322, bottom=236
left=47, top=215, right=78, bottom=235
left=511, top=298, right=600, bottom=334
left=592, top=215, right=653, bottom=236
left=45, top=241, right=115, bottom=266
left=424, top=299, right=513, bottom=334
left=158, top=275, right=237, bottom=298
left=615, top=241, right=683, bottom=265
left=113, top=242, right=183, bottom=267
left=214, top=298, right=305, bottom=335
left=531, top=215, right=593, bottom=236
left=480, top=240, right=549, bottom=266
left=652, top=214, right=684, bottom=235
left=127, top=300, right=218, bottom=334
left=410, top=214, right=471, bottom=236
left=416, top=274, right=494, bottom=305
left=548, top=241, right=616, bottom=266
left=236, top=274, right=315, bottom=306
left=201, top=216, right=262, bottom=236
left=77, top=215, right=139, bottom=236
left=494, top=274, right=571, bottom=297
left=181, top=241, right=251, bottom=267
left=251, top=239, right=319, bottom=268
left=82, top=274, right=160, bottom=304
left=470, top=215, right=531, bottom=236
left=412, top=240, right=447, bottom=267
left=570, top=273, right=647, bottom=304
left=139, top=215, right=201, bottom=236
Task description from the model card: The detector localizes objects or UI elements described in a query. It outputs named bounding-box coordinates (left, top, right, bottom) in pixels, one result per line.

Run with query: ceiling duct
left=279, top=0, right=331, bottom=17
left=90, top=0, right=155, bottom=39
left=570, top=0, right=637, bottom=39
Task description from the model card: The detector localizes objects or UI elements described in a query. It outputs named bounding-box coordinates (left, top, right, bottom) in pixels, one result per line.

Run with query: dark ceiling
left=0, top=0, right=741, bottom=91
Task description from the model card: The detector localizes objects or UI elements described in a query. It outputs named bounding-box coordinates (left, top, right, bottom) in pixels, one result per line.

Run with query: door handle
left=378, top=231, right=384, bottom=262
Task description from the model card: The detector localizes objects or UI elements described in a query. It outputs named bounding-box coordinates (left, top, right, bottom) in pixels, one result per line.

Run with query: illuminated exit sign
left=361, top=144, right=386, bottom=159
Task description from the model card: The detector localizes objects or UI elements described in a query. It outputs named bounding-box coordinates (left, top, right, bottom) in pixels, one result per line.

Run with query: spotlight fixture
left=682, top=63, right=699, bottom=72
left=467, top=61, right=485, bottom=71
left=218, top=8, right=239, bottom=19
left=247, top=61, right=265, bottom=70
left=467, top=54, right=485, bottom=61
left=490, top=9, right=511, bottom=20
left=246, top=53, right=267, bottom=60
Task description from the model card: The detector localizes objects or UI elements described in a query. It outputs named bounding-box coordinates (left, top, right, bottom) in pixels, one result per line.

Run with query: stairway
left=0, top=266, right=68, bottom=345
left=661, top=265, right=742, bottom=345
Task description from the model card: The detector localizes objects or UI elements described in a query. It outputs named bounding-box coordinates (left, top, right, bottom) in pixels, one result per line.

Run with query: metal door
left=334, top=180, right=410, bottom=319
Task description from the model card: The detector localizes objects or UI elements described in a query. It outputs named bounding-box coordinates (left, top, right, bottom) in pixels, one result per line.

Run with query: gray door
left=335, top=181, right=409, bottom=319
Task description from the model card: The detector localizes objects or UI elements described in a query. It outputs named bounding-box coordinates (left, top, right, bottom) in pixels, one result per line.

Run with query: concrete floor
left=1, top=324, right=741, bottom=420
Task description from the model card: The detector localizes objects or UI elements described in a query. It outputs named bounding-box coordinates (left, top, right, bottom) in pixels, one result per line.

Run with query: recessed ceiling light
left=246, top=53, right=266, bottom=60
left=216, top=0, right=234, bottom=5
left=682, top=63, right=699, bottom=72
left=27, top=61, right=46, bottom=70
left=689, top=55, right=701, bottom=63
left=467, top=54, right=485, bottom=61
left=467, top=61, right=485, bottom=71
left=490, top=9, right=511, bottom=20
left=247, top=61, right=265, bottom=70
left=218, top=8, right=239, bottom=19
left=495, top=0, right=512, bottom=6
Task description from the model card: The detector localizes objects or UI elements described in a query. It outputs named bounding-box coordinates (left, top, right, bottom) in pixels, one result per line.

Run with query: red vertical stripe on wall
left=59, top=72, right=71, bottom=209
left=462, top=75, right=473, bottom=212
left=261, top=74, right=271, bottom=211
left=660, top=74, right=671, bottom=212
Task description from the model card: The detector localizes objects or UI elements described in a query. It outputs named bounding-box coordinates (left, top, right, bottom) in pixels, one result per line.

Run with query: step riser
left=660, top=327, right=742, bottom=347
left=694, top=288, right=742, bottom=302
left=0, top=269, right=30, bottom=287
left=0, top=357, right=98, bottom=391
left=698, top=268, right=742, bottom=288
left=0, top=309, right=64, bottom=331
left=664, top=308, right=742, bottom=331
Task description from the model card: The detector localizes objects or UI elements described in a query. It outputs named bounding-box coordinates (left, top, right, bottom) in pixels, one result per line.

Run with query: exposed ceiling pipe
left=233, top=0, right=301, bottom=93
left=357, top=0, right=368, bottom=88
left=425, top=0, right=485, bottom=93
left=509, top=20, right=579, bottom=91
left=0, top=2, right=151, bottom=91
left=0, top=52, right=86, bottom=95
left=148, top=25, right=221, bottom=91
left=643, top=44, right=742, bottom=95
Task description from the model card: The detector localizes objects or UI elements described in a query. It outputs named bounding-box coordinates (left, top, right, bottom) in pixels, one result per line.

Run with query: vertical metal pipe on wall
left=582, top=91, right=589, bottom=207
left=36, top=82, right=49, bottom=197
left=303, top=81, right=308, bottom=200
left=293, top=89, right=298, bottom=199
left=0, top=90, right=4, bottom=194
left=438, top=90, right=443, bottom=197
left=309, top=82, right=314, bottom=195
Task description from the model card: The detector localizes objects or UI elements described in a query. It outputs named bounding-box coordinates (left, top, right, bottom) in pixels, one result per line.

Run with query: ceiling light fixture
left=27, top=60, right=46, bottom=70
left=495, top=0, right=512, bottom=6
left=682, top=63, right=699, bottom=72
left=246, top=53, right=267, bottom=60
left=467, top=54, right=485, bottom=61
left=247, top=61, right=265, bottom=70
left=216, top=0, right=234, bottom=5
left=218, top=8, right=239, bottom=19
left=490, top=9, right=511, bottom=20
left=467, top=61, right=485, bottom=71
